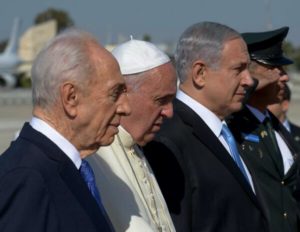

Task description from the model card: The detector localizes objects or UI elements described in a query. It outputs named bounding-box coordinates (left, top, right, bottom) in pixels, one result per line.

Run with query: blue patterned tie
left=80, top=160, right=103, bottom=206
left=80, top=160, right=114, bottom=231
left=221, top=124, right=250, bottom=184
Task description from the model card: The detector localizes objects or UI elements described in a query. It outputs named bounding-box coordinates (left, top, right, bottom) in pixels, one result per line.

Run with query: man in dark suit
left=268, top=83, right=300, bottom=144
left=0, top=29, right=130, bottom=231
left=144, top=22, right=269, bottom=232
left=226, top=27, right=300, bottom=232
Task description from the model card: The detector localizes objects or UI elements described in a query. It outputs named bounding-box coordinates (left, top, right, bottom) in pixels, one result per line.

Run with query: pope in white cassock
left=88, top=39, right=177, bottom=232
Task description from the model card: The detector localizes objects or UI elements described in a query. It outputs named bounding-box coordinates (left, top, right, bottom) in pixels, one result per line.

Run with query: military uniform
left=227, top=27, right=300, bottom=232
left=227, top=107, right=300, bottom=232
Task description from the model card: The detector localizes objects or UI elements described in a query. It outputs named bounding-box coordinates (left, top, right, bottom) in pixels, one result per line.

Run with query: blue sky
left=0, top=0, right=299, bottom=47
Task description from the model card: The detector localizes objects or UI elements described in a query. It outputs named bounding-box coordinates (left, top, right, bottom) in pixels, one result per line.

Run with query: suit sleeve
left=0, top=168, right=59, bottom=232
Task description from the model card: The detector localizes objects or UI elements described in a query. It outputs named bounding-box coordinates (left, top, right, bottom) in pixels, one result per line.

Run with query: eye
left=234, top=63, right=247, bottom=74
left=111, top=84, right=127, bottom=102
left=155, top=95, right=174, bottom=106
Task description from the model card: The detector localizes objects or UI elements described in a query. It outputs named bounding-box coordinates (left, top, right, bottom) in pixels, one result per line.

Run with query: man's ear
left=192, top=60, right=206, bottom=88
left=60, top=82, right=78, bottom=118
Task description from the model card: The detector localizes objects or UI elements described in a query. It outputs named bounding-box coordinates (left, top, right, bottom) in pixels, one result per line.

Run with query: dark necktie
left=263, top=117, right=280, bottom=152
left=221, top=124, right=250, bottom=184
left=263, top=117, right=284, bottom=173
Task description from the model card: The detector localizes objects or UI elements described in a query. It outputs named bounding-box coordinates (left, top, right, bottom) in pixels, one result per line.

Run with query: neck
left=247, top=96, right=267, bottom=113
left=180, top=85, right=227, bottom=121
left=33, top=106, right=75, bottom=148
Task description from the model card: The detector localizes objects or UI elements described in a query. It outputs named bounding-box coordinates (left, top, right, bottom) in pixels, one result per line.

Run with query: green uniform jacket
left=226, top=106, right=300, bottom=232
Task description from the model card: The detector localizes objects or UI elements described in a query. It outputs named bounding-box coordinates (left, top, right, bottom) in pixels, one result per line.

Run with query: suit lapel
left=59, top=160, right=113, bottom=231
left=229, top=107, right=285, bottom=178
left=20, top=123, right=112, bottom=231
left=174, top=100, right=259, bottom=206
left=270, top=112, right=300, bottom=179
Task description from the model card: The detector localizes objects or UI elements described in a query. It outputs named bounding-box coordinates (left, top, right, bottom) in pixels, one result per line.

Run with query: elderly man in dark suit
left=0, top=29, right=130, bottom=232
left=226, top=27, right=300, bottom=232
left=144, top=22, right=269, bottom=232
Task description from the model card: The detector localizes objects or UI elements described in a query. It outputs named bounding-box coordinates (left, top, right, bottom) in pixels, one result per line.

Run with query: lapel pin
left=260, top=130, right=268, bottom=138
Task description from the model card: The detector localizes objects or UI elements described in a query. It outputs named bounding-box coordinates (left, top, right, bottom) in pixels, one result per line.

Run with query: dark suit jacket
left=0, top=123, right=113, bottom=232
left=144, top=99, right=269, bottom=232
left=226, top=107, right=300, bottom=232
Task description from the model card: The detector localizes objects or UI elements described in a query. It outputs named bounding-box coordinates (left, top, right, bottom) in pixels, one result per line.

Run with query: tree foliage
left=142, top=34, right=152, bottom=42
left=34, top=8, right=74, bottom=33
left=283, top=41, right=300, bottom=71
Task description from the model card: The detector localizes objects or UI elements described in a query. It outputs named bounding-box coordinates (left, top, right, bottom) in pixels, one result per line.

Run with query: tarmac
left=0, top=88, right=300, bottom=154
left=0, top=89, right=32, bottom=154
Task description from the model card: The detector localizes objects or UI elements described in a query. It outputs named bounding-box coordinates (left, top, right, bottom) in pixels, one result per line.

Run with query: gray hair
left=175, top=22, right=241, bottom=83
left=31, top=28, right=99, bottom=108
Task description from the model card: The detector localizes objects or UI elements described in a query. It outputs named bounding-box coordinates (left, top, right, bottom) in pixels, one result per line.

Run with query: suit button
left=283, top=212, right=288, bottom=218
left=281, top=181, right=285, bottom=185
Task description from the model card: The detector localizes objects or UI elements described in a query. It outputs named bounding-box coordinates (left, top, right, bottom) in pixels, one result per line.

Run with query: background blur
left=1, top=0, right=300, bottom=153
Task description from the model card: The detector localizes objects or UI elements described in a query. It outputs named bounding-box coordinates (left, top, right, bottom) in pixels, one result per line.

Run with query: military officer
left=227, top=27, right=300, bottom=232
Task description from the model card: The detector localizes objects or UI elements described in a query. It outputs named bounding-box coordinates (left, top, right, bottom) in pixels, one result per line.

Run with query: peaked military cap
left=242, top=27, right=293, bottom=66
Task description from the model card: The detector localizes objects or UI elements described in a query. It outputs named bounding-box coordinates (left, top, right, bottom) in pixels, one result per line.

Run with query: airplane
left=0, top=18, right=22, bottom=88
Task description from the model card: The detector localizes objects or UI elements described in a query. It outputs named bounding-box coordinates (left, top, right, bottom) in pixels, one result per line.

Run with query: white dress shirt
left=283, top=119, right=291, bottom=132
left=30, top=117, right=81, bottom=169
left=247, top=105, right=294, bottom=174
left=177, top=90, right=255, bottom=192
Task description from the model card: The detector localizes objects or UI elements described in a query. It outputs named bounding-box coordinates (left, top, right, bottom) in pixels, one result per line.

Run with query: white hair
left=31, top=28, right=99, bottom=108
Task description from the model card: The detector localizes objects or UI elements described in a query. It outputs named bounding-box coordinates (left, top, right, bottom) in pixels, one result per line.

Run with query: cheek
left=228, top=76, right=241, bottom=92
left=95, top=106, right=115, bottom=130
left=148, top=110, right=163, bottom=129
left=136, top=109, right=160, bottom=132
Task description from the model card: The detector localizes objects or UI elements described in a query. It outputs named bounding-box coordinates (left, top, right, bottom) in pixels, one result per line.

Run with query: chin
left=100, top=135, right=116, bottom=146
left=110, top=126, right=119, bottom=134
left=230, top=103, right=243, bottom=114
left=144, top=134, right=155, bottom=145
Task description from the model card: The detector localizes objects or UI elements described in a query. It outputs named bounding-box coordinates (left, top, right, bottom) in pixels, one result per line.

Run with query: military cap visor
left=242, top=26, right=293, bottom=66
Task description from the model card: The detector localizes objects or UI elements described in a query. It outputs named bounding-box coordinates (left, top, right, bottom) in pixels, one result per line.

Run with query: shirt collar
left=30, top=117, right=81, bottom=169
left=246, top=105, right=268, bottom=123
left=176, top=89, right=223, bottom=138
left=283, top=119, right=291, bottom=132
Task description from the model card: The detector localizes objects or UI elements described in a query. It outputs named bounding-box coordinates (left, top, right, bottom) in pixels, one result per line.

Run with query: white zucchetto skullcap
left=112, top=39, right=170, bottom=75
